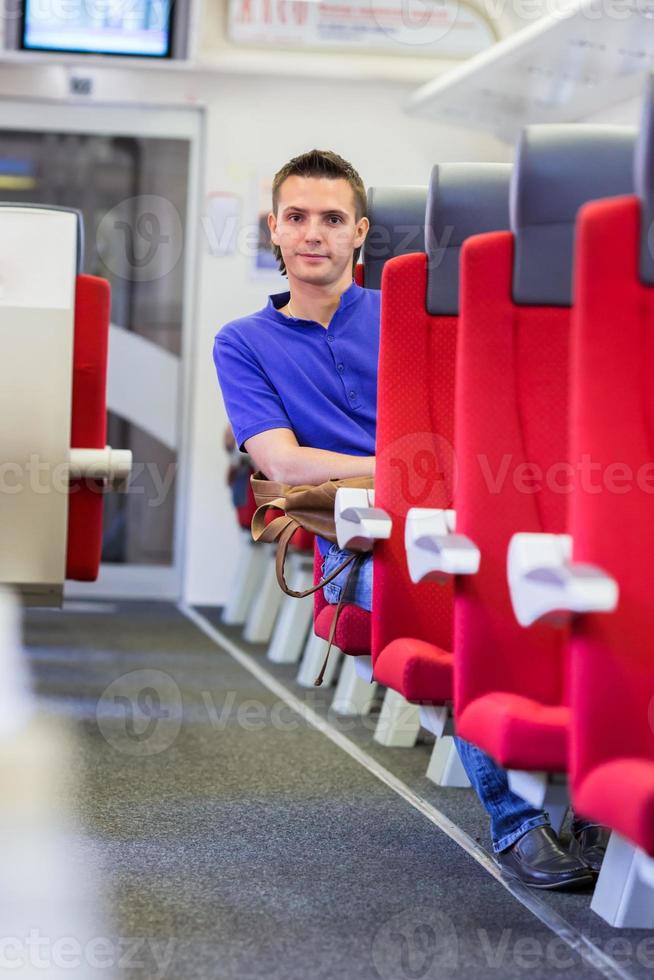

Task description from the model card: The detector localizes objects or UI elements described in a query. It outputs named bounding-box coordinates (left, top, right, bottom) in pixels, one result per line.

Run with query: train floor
left=22, top=599, right=653, bottom=980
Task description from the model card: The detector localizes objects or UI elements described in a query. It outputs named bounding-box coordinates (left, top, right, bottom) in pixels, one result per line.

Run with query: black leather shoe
left=569, top=823, right=610, bottom=874
left=496, top=826, right=596, bottom=890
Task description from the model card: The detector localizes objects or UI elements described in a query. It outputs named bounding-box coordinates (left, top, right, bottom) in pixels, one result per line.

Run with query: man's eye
left=289, top=215, right=302, bottom=222
left=328, top=215, right=343, bottom=223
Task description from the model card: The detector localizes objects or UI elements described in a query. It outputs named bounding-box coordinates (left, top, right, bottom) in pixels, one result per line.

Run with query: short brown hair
left=271, top=149, right=367, bottom=277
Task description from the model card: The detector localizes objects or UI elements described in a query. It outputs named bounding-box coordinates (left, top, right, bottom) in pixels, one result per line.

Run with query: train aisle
left=23, top=601, right=650, bottom=980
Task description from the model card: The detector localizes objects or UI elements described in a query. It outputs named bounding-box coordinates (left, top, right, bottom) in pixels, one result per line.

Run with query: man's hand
left=245, top=428, right=375, bottom=486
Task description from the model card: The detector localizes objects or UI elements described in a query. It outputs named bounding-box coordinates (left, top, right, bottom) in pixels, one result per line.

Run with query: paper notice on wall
left=250, top=176, right=287, bottom=283
left=228, top=0, right=495, bottom=58
left=204, top=193, right=241, bottom=257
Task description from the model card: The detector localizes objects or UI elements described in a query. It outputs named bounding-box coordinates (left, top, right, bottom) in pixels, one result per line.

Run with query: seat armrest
left=335, top=487, right=392, bottom=551
left=404, top=508, right=480, bottom=584
left=507, top=532, right=619, bottom=627
left=69, top=446, right=133, bottom=489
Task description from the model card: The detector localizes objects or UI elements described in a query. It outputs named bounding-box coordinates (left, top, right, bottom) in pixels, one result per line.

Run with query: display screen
left=22, top=1, right=174, bottom=58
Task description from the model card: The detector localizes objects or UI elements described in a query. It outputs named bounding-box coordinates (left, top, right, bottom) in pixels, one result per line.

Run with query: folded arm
left=245, top=428, right=375, bottom=486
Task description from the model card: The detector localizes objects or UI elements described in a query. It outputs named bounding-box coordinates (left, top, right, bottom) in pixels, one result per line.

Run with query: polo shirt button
left=349, top=390, right=356, bottom=399
left=327, top=335, right=334, bottom=344
left=337, top=363, right=344, bottom=373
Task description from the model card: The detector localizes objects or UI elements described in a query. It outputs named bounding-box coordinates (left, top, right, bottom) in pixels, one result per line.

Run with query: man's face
left=268, top=175, right=369, bottom=285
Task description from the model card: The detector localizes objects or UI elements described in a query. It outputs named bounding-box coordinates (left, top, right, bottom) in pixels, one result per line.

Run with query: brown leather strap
left=251, top=499, right=289, bottom=543
left=274, top=523, right=358, bottom=598
left=314, top=554, right=363, bottom=687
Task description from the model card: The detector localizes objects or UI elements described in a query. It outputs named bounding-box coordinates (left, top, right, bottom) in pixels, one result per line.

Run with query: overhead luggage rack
left=406, top=0, right=654, bottom=142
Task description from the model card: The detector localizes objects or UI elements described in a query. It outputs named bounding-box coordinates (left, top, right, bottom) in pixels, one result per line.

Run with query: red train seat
left=66, top=274, right=111, bottom=581
left=454, top=126, right=634, bottom=772
left=569, top=149, right=654, bottom=855
left=372, top=164, right=511, bottom=706
left=313, top=544, right=371, bottom=655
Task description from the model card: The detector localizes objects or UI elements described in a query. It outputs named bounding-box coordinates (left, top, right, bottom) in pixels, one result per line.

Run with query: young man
left=213, top=149, right=605, bottom=890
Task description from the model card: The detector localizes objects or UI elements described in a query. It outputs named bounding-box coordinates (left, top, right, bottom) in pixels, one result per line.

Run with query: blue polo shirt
left=213, top=279, right=380, bottom=555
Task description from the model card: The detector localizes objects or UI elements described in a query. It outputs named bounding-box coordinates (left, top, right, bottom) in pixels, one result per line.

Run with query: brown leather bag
left=250, top=471, right=374, bottom=685
left=250, top=471, right=373, bottom=593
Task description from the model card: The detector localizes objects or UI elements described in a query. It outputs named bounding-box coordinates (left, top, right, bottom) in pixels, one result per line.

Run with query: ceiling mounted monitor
left=20, top=0, right=175, bottom=58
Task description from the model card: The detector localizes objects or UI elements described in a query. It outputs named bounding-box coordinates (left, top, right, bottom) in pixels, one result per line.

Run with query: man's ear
left=267, top=211, right=279, bottom=245
left=354, top=215, right=370, bottom=248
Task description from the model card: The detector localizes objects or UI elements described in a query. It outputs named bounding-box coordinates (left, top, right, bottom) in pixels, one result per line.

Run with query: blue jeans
left=321, top=546, right=552, bottom=853
left=322, top=543, right=374, bottom=610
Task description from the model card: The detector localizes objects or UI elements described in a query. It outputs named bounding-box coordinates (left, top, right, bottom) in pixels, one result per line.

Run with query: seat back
left=454, top=127, right=635, bottom=734
left=372, top=164, right=511, bottom=668
left=0, top=205, right=80, bottom=603
left=362, top=187, right=426, bottom=289
left=568, top=89, right=654, bottom=849
left=66, top=274, right=111, bottom=581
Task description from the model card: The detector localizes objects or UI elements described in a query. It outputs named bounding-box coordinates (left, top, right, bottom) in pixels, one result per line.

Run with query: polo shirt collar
left=267, top=279, right=361, bottom=324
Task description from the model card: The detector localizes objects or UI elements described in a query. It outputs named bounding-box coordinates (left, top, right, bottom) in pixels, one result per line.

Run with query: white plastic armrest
left=69, top=446, right=133, bottom=489
left=335, top=487, right=392, bottom=552
left=507, top=532, right=619, bottom=628
left=405, top=508, right=480, bottom=584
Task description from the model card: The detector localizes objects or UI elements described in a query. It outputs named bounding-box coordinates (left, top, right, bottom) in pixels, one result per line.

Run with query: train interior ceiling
left=2, top=0, right=654, bottom=978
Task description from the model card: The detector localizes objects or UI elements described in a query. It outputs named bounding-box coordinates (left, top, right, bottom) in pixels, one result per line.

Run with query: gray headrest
left=0, top=202, right=84, bottom=273
left=511, top=125, right=635, bottom=306
left=636, top=76, right=654, bottom=286
left=363, top=186, right=426, bottom=289
left=426, top=163, right=511, bottom=315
